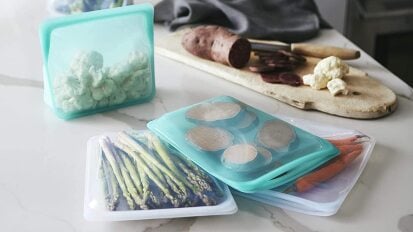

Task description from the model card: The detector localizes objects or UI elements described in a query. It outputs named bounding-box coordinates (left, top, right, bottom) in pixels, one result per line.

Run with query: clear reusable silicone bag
left=84, top=130, right=237, bottom=221
left=234, top=116, right=375, bottom=216
left=40, top=4, right=155, bottom=119
left=147, top=96, right=339, bottom=193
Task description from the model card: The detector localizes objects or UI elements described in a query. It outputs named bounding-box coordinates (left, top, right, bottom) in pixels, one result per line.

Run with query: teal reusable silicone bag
left=40, top=4, right=155, bottom=119
left=147, top=96, right=339, bottom=193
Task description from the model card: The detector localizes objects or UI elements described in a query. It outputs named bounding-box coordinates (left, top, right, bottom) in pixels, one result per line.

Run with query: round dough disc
left=186, top=102, right=241, bottom=122
left=187, top=126, right=233, bottom=151
left=223, top=144, right=258, bottom=165
left=258, top=120, right=295, bottom=150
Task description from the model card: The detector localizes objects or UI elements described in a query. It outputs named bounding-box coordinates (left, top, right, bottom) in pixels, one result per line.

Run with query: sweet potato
left=181, top=25, right=251, bottom=68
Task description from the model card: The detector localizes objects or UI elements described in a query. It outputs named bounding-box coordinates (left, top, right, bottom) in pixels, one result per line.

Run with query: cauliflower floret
left=52, top=50, right=151, bottom=114
left=108, top=85, right=127, bottom=105
left=54, top=74, right=84, bottom=97
left=108, top=62, right=133, bottom=85
left=314, top=56, right=349, bottom=80
left=128, top=51, right=148, bottom=71
left=54, top=74, right=95, bottom=112
left=302, top=74, right=315, bottom=86
left=89, top=67, right=108, bottom=88
left=91, top=78, right=117, bottom=101
left=109, top=51, right=149, bottom=85
left=327, top=78, right=349, bottom=96
left=302, top=73, right=329, bottom=90
left=70, top=51, right=104, bottom=86
left=72, top=91, right=95, bottom=110
left=71, top=50, right=103, bottom=72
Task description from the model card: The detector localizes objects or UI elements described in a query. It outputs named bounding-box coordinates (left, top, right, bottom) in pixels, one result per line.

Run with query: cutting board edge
left=155, top=45, right=397, bottom=119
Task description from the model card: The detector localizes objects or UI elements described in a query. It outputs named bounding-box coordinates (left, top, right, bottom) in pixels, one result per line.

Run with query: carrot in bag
left=295, top=149, right=363, bottom=193
left=327, top=135, right=366, bottom=146
left=291, top=136, right=368, bottom=193
left=335, top=143, right=363, bottom=154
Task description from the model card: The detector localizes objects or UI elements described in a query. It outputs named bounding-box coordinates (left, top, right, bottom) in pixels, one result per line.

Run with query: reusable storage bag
left=147, top=96, right=339, bottom=193
left=234, top=116, right=375, bottom=216
left=40, top=4, right=155, bottom=119
left=48, top=0, right=130, bottom=16
left=84, top=130, right=237, bottom=221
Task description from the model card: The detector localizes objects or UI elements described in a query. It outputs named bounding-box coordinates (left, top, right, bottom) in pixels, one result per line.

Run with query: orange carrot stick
left=327, top=135, right=362, bottom=146
left=336, top=144, right=363, bottom=154
left=341, top=148, right=363, bottom=164
left=295, top=148, right=363, bottom=193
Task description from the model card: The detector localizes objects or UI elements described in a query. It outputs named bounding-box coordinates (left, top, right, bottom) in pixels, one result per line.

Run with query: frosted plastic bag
left=84, top=130, right=237, bottom=221
left=234, top=116, right=375, bottom=216
left=40, top=4, right=155, bottom=119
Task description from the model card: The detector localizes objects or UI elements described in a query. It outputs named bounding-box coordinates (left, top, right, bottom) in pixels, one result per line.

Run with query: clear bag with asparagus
left=84, top=130, right=237, bottom=221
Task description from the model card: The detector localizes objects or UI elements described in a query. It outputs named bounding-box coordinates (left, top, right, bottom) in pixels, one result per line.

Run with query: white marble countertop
left=1, top=1, right=413, bottom=232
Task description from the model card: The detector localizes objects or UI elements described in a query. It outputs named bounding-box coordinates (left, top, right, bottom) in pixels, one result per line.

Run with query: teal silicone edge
left=147, top=95, right=340, bottom=193
left=251, top=150, right=337, bottom=192
left=39, top=4, right=155, bottom=120
left=239, top=139, right=339, bottom=192
left=225, top=144, right=339, bottom=193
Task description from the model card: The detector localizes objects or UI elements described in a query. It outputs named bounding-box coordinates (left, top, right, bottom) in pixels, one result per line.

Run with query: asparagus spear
left=118, top=132, right=191, bottom=195
left=114, top=147, right=149, bottom=210
left=99, top=154, right=119, bottom=210
left=127, top=133, right=188, bottom=203
left=174, top=152, right=224, bottom=198
left=148, top=188, right=161, bottom=208
left=143, top=155, right=167, bottom=184
left=145, top=132, right=182, bottom=177
left=133, top=149, right=180, bottom=207
left=177, top=162, right=212, bottom=192
left=118, top=150, right=143, bottom=195
left=164, top=175, right=186, bottom=200
left=115, top=141, right=180, bottom=207
left=126, top=130, right=148, bottom=144
left=136, top=151, right=151, bottom=206
left=170, top=155, right=221, bottom=205
left=124, top=132, right=211, bottom=204
left=123, top=132, right=168, bottom=184
left=99, top=136, right=135, bottom=210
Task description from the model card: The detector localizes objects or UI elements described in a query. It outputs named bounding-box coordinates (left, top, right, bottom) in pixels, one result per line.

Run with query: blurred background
left=1, top=0, right=412, bottom=86
left=316, top=0, right=413, bottom=87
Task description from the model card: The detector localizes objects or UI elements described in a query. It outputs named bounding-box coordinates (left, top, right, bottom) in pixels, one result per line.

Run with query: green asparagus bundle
left=97, top=131, right=225, bottom=211
left=98, top=154, right=119, bottom=210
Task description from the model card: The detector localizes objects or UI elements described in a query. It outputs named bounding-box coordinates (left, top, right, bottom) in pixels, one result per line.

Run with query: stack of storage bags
left=84, top=95, right=374, bottom=220
left=39, top=4, right=374, bottom=220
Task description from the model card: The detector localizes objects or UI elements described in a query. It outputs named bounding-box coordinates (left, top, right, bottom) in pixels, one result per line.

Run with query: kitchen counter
left=1, top=2, right=413, bottom=232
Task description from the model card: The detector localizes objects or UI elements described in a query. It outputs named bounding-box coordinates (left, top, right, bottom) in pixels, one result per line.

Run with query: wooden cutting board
left=155, top=29, right=397, bottom=119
